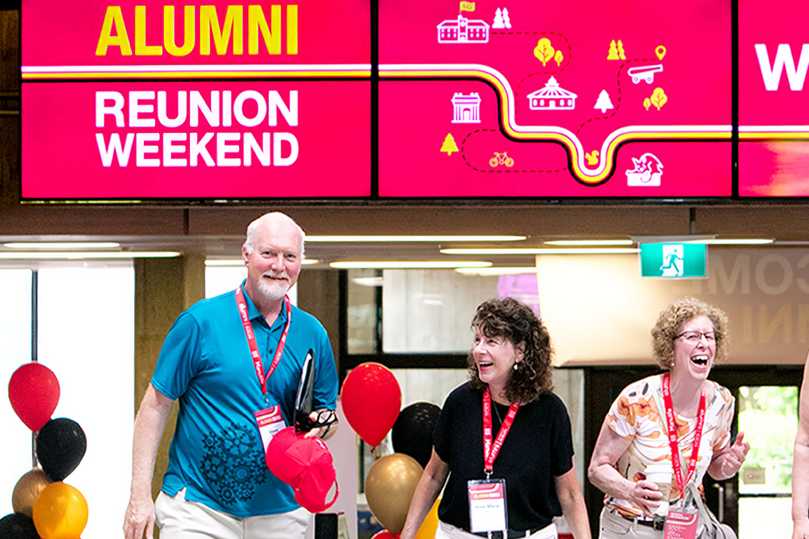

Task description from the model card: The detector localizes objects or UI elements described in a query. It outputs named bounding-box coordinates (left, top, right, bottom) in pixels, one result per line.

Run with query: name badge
left=467, top=479, right=507, bottom=533
left=254, top=406, right=286, bottom=452
left=663, top=507, right=699, bottom=539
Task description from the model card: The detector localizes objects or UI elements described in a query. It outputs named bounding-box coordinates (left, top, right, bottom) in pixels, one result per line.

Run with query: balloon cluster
left=341, top=363, right=442, bottom=539
left=3, top=363, right=89, bottom=539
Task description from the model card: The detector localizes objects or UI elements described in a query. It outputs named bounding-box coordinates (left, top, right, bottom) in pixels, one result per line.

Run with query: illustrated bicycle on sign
left=489, top=151, right=515, bottom=168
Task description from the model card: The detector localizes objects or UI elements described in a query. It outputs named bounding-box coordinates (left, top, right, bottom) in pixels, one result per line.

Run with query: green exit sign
left=639, top=242, right=708, bottom=279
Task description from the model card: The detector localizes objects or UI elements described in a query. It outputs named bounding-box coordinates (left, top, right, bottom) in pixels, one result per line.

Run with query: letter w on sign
left=755, top=43, right=809, bottom=91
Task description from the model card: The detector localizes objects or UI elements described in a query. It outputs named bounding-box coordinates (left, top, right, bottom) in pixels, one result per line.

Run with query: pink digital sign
left=22, top=0, right=369, bottom=71
left=22, top=81, right=370, bottom=199
left=379, top=0, right=732, bottom=197
left=739, top=0, right=809, bottom=197
left=21, top=0, right=370, bottom=200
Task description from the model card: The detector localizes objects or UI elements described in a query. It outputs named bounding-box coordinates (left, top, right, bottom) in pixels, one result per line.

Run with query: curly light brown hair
left=651, top=297, right=729, bottom=369
left=468, top=297, right=553, bottom=403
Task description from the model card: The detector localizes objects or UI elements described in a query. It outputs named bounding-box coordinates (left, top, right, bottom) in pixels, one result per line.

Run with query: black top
left=434, top=382, right=574, bottom=532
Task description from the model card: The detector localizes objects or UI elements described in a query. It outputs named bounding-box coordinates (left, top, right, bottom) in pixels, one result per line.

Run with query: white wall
left=37, top=265, right=135, bottom=538
left=0, top=264, right=134, bottom=538
left=382, top=270, right=501, bottom=353
left=0, top=270, right=35, bottom=517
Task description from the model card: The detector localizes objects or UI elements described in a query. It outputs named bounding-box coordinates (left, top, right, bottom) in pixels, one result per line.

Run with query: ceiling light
left=440, top=247, right=639, bottom=255
left=352, top=276, right=384, bottom=287
left=3, top=242, right=121, bottom=249
left=205, top=258, right=320, bottom=266
left=684, top=238, right=774, bottom=245
left=543, top=239, right=634, bottom=246
left=456, top=267, right=537, bottom=276
left=0, top=251, right=180, bottom=259
left=205, top=259, right=241, bottom=267
left=330, top=260, right=493, bottom=269
left=307, top=235, right=526, bottom=243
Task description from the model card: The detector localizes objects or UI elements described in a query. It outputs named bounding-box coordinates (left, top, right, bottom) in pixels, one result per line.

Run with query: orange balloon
left=12, top=468, right=51, bottom=517
left=32, top=482, right=88, bottom=539
left=415, top=497, right=440, bottom=539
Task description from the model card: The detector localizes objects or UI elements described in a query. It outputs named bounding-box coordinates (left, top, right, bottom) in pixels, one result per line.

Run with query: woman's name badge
left=467, top=479, right=508, bottom=533
left=254, top=406, right=286, bottom=452
left=663, top=507, right=699, bottom=539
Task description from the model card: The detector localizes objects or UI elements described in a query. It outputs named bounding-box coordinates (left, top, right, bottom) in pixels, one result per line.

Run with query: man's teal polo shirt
left=151, top=282, right=338, bottom=517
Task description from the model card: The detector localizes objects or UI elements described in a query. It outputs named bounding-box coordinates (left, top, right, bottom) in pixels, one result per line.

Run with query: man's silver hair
left=243, top=212, right=306, bottom=255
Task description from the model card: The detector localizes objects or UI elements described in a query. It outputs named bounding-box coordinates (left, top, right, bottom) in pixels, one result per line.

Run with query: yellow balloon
left=12, top=468, right=51, bottom=517
left=33, top=482, right=88, bottom=539
left=365, top=453, right=423, bottom=533
left=415, top=497, right=440, bottom=539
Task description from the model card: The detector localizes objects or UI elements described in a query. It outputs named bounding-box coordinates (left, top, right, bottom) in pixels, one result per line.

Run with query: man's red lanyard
left=661, top=373, right=707, bottom=495
left=482, top=388, right=520, bottom=478
left=235, top=288, right=292, bottom=402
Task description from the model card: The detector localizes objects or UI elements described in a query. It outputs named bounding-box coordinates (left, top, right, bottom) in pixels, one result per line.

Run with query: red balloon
left=341, top=362, right=401, bottom=447
left=371, top=531, right=400, bottom=539
left=8, top=363, right=60, bottom=431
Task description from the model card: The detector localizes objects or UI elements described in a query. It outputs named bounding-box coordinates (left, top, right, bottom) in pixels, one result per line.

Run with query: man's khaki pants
left=155, top=489, right=311, bottom=539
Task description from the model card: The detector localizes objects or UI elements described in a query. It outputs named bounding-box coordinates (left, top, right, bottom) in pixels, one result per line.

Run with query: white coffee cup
left=644, top=463, right=673, bottom=516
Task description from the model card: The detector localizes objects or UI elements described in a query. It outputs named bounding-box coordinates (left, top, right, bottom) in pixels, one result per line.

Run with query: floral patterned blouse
left=604, top=374, right=734, bottom=518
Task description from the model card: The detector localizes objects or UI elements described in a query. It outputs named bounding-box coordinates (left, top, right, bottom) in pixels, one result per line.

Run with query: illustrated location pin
left=655, top=45, right=667, bottom=61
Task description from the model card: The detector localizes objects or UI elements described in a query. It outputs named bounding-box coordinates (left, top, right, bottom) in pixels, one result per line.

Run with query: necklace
left=493, top=402, right=504, bottom=426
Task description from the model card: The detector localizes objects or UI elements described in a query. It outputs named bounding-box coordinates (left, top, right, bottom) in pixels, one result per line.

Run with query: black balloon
left=0, top=513, right=40, bottom=538
left=391, top=402, right=441, bottom=468
left=36, top=418, right=87, bottom=481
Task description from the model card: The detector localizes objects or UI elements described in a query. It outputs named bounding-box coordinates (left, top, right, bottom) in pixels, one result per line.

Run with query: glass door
left=706, top=367, right=802, bottom=539
left=736, top=385, right=798, bottom=539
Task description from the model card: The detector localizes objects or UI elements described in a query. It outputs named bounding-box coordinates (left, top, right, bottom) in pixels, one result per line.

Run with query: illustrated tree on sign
left=493, top=8, right=504, bottom=29
left=643, top=97, right=652, bottom=111
left=534, top=37, right=555, bottom=67
left=607, top=40, right=619, bottom=60
left=650, top=88, right=668, bottom=110
left=554, top=50, right=564, bottom=67
left=502, top=7, right=512, bottom=29
left=440, top=133, right=459, bottom=156
left=594, top=90, right=614, bottom=113
left=617, top=40, right=626, bottom=60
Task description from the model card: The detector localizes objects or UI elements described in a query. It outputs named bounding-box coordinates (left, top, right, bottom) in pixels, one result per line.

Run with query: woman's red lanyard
left=235, top=288, right=292, bottom=403
left=482, top=388, right=520, bottom=479
left=661, top=373, right=707, bottom=496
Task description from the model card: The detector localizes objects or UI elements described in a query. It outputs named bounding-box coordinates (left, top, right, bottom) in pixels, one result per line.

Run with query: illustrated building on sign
left=451, top=92, right=482, bottom=123
left=437, top=15, right=490, bottom=44
left=527, top=77, right=577, bottom=110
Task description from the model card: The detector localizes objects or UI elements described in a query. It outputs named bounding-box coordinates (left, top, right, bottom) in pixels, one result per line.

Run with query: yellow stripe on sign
left=459, top=1, right=476, bottom=12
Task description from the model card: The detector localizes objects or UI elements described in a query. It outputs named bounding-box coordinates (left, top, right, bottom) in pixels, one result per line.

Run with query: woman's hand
left=709, top=432, right=750, bottom=480
left=626, top=480, right=664, bottom=516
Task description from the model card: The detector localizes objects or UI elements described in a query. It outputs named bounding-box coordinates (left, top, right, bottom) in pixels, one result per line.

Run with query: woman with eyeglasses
left=588, top=297, right=749, bottom=538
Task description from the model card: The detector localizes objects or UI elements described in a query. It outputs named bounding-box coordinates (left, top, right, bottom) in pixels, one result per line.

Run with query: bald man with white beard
left=124, top=212, right=338, bottom=539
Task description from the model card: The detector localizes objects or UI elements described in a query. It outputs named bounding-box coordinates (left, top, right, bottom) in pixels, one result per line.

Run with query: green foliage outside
left=738, top=386, right=798, bottom=493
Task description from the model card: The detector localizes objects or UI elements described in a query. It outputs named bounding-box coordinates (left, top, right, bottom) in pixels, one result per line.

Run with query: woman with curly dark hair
left=401, top=297, right=591, bottom=539
left=588, top=298, right=749, bottom=538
